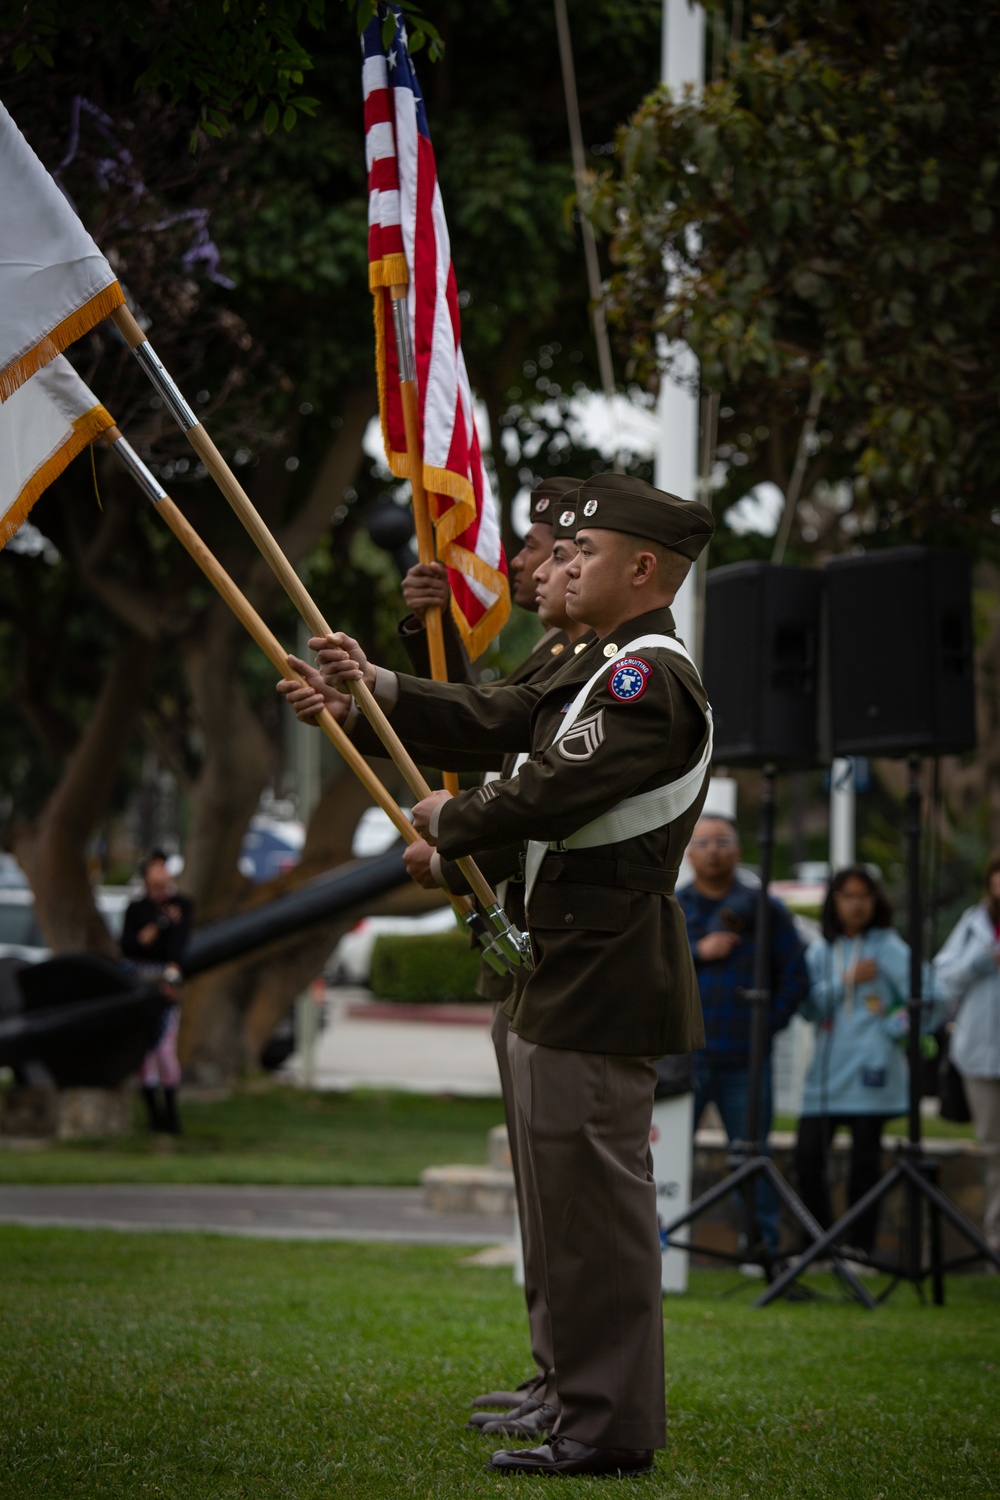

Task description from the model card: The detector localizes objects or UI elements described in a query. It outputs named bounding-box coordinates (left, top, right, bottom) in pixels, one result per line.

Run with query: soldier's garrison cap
left=552, top=495, right=579, bottom=540
left=572, top=472, right=715, bottom=560
left=530, top=475, right=582, bottom=526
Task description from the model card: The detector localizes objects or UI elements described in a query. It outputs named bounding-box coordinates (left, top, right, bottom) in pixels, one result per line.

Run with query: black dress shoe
left=471, top=1373, right=543, bottom=1410
left=488, top=1436, right=655, bottom=1477
left=467, top=1395, right=542, bottom=1430
left=479, top=1403, right=558, bottom=1439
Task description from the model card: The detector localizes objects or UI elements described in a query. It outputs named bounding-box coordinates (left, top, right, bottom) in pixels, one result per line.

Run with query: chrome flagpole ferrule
left=132, top=340, right=199, bottom=430
left=485, top=905, right=533, bottom=971
left=108, top=434, right=168, bottom=506
left=462, top=907, right=513, bottom=976
left=391, top=295, right=414, bottom=383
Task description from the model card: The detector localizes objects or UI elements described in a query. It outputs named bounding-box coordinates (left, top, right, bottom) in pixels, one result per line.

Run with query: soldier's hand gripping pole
left=109, top=305, right=526, bottom=966
left=101, top=426, right=516, bottom=977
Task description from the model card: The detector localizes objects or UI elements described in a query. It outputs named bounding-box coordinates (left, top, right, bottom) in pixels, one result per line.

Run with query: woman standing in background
left=795, top=867, right=942, bottom=1260
left=934, top=854, right=1000, bottom=1258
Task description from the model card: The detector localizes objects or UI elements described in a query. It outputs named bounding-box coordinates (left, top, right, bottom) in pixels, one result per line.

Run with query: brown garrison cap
left=553, top=495, right=579, bottom=540
left=572, top=472, right=715, bottom=560
left=530, top=475, right=582, bottom=525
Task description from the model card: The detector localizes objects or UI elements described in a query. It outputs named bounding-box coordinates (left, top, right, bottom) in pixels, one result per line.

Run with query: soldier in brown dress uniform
left=290, top=474, right=714, bottom=1479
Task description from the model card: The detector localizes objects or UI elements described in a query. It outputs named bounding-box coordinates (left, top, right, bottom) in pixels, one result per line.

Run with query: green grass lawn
left=0, top=1086, right=505, bottom=1186
left=772, top=1111, right=975, bottom=1142
left=0, top=1227, right=997, bottom=1498
left=0, top=1084, right=973, bottom=1189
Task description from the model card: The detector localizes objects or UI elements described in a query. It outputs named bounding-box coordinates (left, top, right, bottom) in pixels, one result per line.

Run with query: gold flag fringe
left=0, top=282, right=125, bottom=403
left=0, top=403, right=114, bottom=550
left=447, top=563, right=512, bottom=662
left=369, top=254, right=409, bottom=292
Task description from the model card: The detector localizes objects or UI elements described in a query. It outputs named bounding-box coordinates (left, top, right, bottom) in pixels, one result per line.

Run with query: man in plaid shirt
left=678, top=813, right=809, bottom=1257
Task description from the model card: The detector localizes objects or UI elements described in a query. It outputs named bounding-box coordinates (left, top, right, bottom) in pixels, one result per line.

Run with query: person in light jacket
left=795, top=866, right=944, bottom=1258
left=934, top=852, right=1000, bottom=1256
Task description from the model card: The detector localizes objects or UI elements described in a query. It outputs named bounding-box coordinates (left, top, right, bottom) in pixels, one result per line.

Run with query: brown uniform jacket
left=436, top=627, right=596, bottom=1002
left=386, top=606, right=711, bottom=1055
left=396, top=610, right=472, bottom=684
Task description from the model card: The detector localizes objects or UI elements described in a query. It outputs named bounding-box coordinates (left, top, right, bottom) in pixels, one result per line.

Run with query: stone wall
left=1, top=1085, right=134, bottom=1140
left=691, top=1128, right=987, bottom=1266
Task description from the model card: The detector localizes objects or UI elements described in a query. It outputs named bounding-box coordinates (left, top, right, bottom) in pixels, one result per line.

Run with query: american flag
left=362, top=3, right=510, bottom=658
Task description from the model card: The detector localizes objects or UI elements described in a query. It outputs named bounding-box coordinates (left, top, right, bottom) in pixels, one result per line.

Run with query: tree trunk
left=180, top=604, right=275, bottom=921
left=13, top=630, right=154, bottom=955
left=177, top=750, right=448, bottom=1080
left=238, top=765, right=438, bottom=1066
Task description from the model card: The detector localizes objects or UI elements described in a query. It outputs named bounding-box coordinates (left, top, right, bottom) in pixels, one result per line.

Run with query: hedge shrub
left=368, top=930, right=482, bottom=1004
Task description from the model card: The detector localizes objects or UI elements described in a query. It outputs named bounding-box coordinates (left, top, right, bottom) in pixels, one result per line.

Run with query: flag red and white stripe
left=363, top=4, right=509, bottom=658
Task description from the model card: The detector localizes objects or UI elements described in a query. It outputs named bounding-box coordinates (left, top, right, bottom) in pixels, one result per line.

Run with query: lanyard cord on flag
left=89, top=444, right=103, bottom=512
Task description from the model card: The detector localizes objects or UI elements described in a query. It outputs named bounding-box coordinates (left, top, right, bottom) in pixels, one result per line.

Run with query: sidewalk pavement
left=0, top=1183, right=514, bottom=1245
left=287, top=986, right=503, bottom=1096
left=0, top=988, right=512, bottom=1245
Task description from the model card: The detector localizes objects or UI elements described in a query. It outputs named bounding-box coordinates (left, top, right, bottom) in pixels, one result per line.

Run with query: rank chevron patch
left=557, top=708, right=606, bottom=761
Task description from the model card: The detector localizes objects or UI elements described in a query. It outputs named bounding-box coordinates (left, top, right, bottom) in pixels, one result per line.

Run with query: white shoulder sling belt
left=522, top=633, right=713, bottom=906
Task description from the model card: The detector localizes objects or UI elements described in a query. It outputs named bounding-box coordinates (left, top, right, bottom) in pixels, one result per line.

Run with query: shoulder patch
left=557, top=708, right=606, bottom=761
left=608, top=657, right=651, bottom=702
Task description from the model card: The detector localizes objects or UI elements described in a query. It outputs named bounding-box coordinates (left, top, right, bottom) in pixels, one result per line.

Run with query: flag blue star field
left=362, top=3, right=509, bottom=657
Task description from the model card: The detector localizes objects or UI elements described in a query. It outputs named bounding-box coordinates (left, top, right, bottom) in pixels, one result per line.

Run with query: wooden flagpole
left=388, top=283, right=459, bottom=797
left=109, top=306, right=479, bottom=872
left=101, top=425, right=515, bottom=967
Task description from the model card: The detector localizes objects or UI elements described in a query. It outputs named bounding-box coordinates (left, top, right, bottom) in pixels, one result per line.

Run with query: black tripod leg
left=658, top=1154, right=763, bottom=1243
left=896, top=1155, right=1000, bottom=1271
left=929, top=1181, right=945, bottom=1307
left=756, top=1168, right=903, bottom=1309
left=738, top=1159, right=875, bottom=1307
left=749, top=1161, right=873, bottom=1303
left=759, top=1156, right=829, bottom=1236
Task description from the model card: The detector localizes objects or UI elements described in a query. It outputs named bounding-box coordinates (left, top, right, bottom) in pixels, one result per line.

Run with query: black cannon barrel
left=0, top=849, right=411, bottom=1088
left=183, top=846, right=409, bottom=977
left=0, top=983, right=167, bottom=1083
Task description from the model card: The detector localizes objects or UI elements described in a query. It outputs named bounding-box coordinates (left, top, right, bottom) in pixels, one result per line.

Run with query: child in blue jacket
left=794, top=866, right=944, bottom=1258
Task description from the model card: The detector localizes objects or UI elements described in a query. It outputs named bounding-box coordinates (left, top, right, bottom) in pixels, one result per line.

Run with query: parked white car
left=328, top=906, right=459, bottom=985
left=0, top=884, right=135, bottom=965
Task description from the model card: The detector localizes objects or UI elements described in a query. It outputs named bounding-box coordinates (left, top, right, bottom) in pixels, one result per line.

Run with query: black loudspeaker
left=826, top=546, right=976, bottom=756
left=703, top=562, right=824, bottom=766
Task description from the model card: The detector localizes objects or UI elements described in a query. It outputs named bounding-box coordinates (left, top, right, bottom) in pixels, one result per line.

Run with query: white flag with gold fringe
left=0, top=98, right=124, bottom=402
left=0, top=354, right=113, bottom=548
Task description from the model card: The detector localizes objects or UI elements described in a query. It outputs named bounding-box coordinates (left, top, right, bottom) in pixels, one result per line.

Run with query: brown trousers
left=491, top=1004, right=556, bottom=1396
left=507, top=1031, right=666, bottom=1450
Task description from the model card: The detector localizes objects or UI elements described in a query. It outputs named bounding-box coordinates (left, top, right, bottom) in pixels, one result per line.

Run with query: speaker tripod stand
left=757, top=757, right=1000, bottom=1306
left=659, top=767, right=877, bottom=1309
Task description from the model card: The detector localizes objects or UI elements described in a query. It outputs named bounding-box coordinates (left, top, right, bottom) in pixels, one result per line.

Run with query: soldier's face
left=510, top=523, right=553, bottom=609
left=533, top=539, right=578, bottom=628
left=565, top=529, right=643, bottom=630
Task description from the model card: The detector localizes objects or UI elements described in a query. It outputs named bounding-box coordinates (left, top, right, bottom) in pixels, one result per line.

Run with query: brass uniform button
left=564, top=912, right=575, bottom=926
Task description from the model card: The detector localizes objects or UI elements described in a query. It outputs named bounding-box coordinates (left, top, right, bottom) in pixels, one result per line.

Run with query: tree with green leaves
left=592, top=0, right=1000, bottom=554
left=591, top=0, right=1000, bottom=848
left=0, top=0, right=664, bottom=1078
